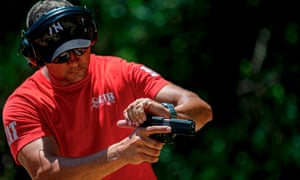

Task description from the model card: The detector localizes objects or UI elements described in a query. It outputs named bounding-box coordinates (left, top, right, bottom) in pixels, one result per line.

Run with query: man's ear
left=27, top=58, right=37, bottom=67
left=91, top=39, right=96, bottom=46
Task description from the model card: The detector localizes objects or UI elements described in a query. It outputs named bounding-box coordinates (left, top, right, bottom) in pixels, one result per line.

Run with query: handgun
left=140, top=115, right=196, bottom=143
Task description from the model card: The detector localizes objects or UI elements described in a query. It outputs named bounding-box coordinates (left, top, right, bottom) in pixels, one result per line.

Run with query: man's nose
left=68, top=51, right=81, bottom=65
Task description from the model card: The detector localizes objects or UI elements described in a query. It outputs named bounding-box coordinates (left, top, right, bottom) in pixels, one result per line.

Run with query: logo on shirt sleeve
left=140, top=66, right=159, bottom=77
left=4, top=121, right=19, bottom=145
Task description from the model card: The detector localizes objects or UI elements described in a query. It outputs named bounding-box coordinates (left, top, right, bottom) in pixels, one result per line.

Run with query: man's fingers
left=117, top=120, right=134, bottom=128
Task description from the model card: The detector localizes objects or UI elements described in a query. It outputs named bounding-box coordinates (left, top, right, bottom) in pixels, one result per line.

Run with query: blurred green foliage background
left=1, top=0, right=299, bottom=179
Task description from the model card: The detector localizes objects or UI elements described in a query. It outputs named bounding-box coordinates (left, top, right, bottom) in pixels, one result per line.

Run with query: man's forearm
left=31, top=143, right=127, bottom=180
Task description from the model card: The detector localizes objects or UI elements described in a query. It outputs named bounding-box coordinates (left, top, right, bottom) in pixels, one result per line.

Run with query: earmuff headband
left=26, top=6, right=92, bottom=39
left=20, top=5, right=97, bottom=67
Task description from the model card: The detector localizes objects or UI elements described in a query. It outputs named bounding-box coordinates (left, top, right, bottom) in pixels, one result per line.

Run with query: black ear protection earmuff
left=19, top=6, right=98, bottom=67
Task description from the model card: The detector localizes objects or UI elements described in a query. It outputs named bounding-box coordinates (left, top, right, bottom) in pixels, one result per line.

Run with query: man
left=2, top=0, right=213, bottom=179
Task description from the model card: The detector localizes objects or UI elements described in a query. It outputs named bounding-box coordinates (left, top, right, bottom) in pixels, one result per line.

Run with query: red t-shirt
left=2, top=54, right=170, bottom=179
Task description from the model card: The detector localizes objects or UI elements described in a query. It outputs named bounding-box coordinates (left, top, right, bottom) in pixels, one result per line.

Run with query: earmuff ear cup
left=19, top=37, right=36, bottom=67
left=84, top=18, right=98, bottom=44
left=91, top=19, right=98, bottom=42
left=19, top=37, right=32, bottom=59
left=19, top=36, right=44, bottom=67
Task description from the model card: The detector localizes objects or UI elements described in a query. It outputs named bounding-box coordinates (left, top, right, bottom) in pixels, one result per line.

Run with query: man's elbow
left=195, top=103, right=213, bottom=131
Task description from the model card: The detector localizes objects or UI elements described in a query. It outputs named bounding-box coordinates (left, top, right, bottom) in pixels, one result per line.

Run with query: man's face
left=45, top=47, right=91, bottom=86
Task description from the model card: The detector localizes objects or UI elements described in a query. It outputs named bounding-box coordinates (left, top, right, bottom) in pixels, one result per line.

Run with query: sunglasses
left=52, top=48, right=88, bottom=64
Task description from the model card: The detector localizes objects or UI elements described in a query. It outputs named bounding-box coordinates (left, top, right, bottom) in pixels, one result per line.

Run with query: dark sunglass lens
left=54, top=53, right=70, bottom=64
left=52, top=48, right=87, bottom=64
left=73, top=48, right=87, bottom=56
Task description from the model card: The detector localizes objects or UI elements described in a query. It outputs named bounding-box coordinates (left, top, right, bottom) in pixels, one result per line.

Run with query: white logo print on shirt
left=140, top=66, right=159, bottom=77
left=91, top=92, right=115, bottom=109
left=5, top=121, right=18, bottom=145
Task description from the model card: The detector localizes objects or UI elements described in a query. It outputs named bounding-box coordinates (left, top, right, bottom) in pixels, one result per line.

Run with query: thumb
left=116, top=120, right=135, bottom=128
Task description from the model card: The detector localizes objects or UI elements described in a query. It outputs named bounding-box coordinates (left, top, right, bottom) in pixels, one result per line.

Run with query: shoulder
left=4, top=70, right=49, bottom=107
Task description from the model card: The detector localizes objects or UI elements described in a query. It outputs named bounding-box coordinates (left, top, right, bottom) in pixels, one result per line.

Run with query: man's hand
left=122, top=98, right=170, bottom=127
left=116, top=123, right=172, bottom=164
